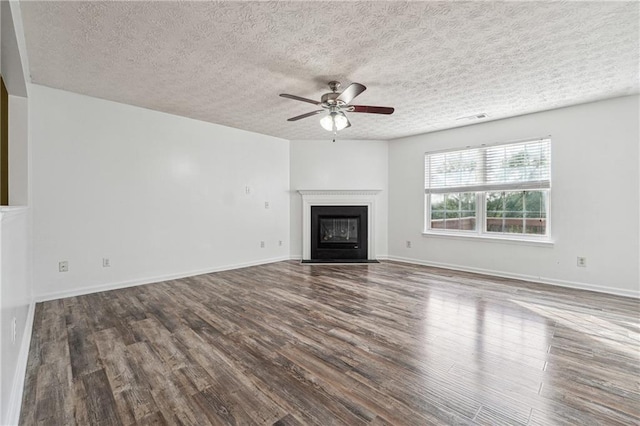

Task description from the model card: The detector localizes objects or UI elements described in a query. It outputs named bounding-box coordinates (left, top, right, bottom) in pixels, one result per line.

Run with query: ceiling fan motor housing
left=321, top=92, right=344, bottom=108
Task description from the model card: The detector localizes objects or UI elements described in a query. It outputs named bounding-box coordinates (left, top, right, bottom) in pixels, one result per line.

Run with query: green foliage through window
left=486, top=191, right=547, bottom=234
left=430, top=192, right=476, bottom=231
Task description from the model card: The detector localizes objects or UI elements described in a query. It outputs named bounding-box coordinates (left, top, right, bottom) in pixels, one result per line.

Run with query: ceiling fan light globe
left=334, top=112, right=349, bottom=130
left=320, top=114, right=335, bottom=131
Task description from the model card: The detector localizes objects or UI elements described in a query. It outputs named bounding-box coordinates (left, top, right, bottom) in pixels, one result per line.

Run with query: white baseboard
left=35, top=256, right=291, bottom=302
left=35, top=254, right=638, bottom=301
left=5, top=300, right=36, bottom=426
left=385, top=256, right=639, bottom=299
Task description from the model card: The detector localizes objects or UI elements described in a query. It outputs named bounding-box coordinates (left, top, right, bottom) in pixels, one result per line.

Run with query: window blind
left=425, top=139, right=551, bottom=194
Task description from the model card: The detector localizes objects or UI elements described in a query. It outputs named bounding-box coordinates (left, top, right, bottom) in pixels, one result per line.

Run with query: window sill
left=421, top=231, right=554, bottom=247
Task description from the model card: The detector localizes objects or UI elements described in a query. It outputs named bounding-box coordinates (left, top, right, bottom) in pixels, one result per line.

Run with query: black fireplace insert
left=310, top=205, right=368, bottom=260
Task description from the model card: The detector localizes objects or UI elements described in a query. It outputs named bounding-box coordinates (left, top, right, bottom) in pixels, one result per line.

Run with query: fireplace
left=311, top=206, right=367, bottom=260
left=298, top=189, right=381, bottom=262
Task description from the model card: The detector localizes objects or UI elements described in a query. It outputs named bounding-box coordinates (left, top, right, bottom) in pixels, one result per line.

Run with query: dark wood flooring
left=20, top=260, right=640, bottom=425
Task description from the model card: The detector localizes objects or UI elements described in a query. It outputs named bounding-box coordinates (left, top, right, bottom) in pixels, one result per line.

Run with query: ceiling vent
left=456, top=113, right=488, bottom=121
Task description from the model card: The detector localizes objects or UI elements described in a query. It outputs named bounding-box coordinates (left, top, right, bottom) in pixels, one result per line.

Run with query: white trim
left=422, top=231, right=554, bottom=247
left=0, top=206, right=28, bottom=215
left=386, top=256, right=639, bottom=299
left=5, top=301, right=36, bottom=426
left=298, top=190, right=381, bottom=261
left=35, top=256, right=290, bottom=302
left=297, top=190, right=381, bottom=196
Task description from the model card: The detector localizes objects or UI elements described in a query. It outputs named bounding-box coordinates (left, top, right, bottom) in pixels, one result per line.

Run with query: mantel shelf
left=297, top=189, right=382, bottom=196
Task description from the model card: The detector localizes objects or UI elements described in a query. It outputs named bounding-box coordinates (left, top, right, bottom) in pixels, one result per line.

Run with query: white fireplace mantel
left=298, top=189, right=381, bottom=260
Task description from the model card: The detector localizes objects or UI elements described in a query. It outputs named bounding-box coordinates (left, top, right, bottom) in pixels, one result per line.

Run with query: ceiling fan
left=280, top=81, right=394, bottom=133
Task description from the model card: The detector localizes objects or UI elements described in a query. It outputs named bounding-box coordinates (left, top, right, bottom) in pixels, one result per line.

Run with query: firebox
left=311, top=206, right=368, bottom=260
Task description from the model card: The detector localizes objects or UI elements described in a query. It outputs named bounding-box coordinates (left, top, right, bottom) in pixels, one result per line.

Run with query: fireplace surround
left=298, top=190, right=381, bottom=261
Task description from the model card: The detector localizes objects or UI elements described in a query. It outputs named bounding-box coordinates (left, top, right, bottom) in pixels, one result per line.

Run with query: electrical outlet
left=577, top=257, right=587, bottom=267
left=245, top=185, right=251, bottom=195
left=265, top=201, right=270, bottom=209
left=11, top=317, right=16, bottom=344
left=103, top=258, right=111, bottom=267
left=278, top=240, right=283, bottom=246
left=260, top=241, right=265, bottom=248
left=406, top=241, right=412, bottom=248
left=59, top=261, right=69, bottom=272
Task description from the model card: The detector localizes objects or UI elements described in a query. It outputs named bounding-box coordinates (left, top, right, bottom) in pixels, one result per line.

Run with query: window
left=430, top=193, right=477, bottom=231
left=425, top=138, right=551, bottom=240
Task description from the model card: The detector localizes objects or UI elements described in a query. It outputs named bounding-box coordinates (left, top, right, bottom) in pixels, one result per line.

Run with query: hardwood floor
left=20, top=260, right=640, bottom=425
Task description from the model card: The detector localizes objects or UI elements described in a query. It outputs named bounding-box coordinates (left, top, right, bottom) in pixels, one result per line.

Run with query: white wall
left=0, top=207, right=31, bottom=425
left=289, top=139, right=389, bottom=258
left=30, top=84, right=290, bottom=300
left=389, top=95, right=640, bottom=297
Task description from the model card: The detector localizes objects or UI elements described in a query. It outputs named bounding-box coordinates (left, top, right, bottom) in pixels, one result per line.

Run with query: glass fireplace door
left=319, top=217, right=359, bottom=244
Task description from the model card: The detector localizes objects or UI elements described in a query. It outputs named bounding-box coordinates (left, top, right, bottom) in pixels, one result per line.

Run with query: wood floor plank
left=66, top=297, right=104, bottom=378
left=81, top=369, right=123, bottom=425
left=19, top=260, right=640, bottom=425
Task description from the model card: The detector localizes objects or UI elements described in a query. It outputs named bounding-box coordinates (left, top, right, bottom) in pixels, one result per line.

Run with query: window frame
left=424, top=138, right=552, bottom=243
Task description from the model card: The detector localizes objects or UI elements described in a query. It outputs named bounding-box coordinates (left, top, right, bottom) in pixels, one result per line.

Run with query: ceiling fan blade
left=336, top=83, right=366, bottom=104
left=287, top=110, right=323, bottom=121
left=350, top=105, right=395, bottom=115
left=280, top=93, right=320, bottom=106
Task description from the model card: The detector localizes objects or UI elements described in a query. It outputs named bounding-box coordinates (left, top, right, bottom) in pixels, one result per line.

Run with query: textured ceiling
left=20, top=1, right=640, bottom=140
